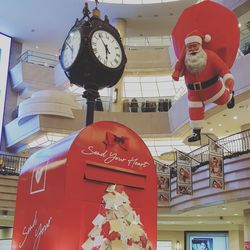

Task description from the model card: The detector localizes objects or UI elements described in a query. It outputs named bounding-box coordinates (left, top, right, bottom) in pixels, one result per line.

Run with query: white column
left=111, top=18, right=127, bottom=112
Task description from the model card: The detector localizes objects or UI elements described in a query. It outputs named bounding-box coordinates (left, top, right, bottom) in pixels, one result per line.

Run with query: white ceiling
left=0, top=0, right=249, bottom=54
left=0, top=0, right=198, bottom=54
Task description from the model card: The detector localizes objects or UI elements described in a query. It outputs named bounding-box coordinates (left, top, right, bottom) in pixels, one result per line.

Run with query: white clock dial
left=91, top=30, right=122, bottom=69
left=61, top=29, right=81, bottom=69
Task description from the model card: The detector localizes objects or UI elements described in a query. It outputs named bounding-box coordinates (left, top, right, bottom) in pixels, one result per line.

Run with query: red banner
left=209, top=139, right=224, bottom=190
left=245, top=242, right=250, bottom=250
left=176, top=150, right=193, bottom=195
left=156, top=161, right=171, bottom=205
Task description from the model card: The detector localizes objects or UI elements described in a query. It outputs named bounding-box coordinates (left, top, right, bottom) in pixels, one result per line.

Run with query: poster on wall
left=208, top=139, right=224, bottom=189
left=176, top=150, right=193, bottom=195
left=0, top=33, right=11, bottom=146
left=156, top=161, right=171, bottom=205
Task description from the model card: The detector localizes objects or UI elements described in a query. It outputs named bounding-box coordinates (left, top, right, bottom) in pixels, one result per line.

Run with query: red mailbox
left=12, top=121, right=157, bottom=250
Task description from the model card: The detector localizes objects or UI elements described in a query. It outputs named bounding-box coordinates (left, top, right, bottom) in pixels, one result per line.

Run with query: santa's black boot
left=227, top=91, right=235, bottom=109
left=188, top=129, right=201, bottom=142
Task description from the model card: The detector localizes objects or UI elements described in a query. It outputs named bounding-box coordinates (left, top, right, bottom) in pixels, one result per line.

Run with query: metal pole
left=82, top=88, right=100, bottom=126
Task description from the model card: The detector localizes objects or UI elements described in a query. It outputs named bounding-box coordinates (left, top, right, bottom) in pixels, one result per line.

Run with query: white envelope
left=88, top=226, right=102, bottom=237
left=92, top=214, right=106, bottom=226
left=93, top=235, right=104, bottom=247
left=81, top=238, right=94, bottom=250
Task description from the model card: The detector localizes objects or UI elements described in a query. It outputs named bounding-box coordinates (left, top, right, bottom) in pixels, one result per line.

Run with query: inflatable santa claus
left=172, top=30, right=235, bottom=142
left=171, top=0, right=240, bottom=143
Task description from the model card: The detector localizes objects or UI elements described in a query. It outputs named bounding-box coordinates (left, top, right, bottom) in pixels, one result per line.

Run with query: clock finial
left=92, top=0, right=100, bottom=19
left=82, top=2, right=91, bottom=20
left=104, top=15, right=109, bottom=24
left=95, top=0, right=99, bottom=8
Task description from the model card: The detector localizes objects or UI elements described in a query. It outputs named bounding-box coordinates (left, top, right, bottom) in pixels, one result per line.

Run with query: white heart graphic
left=35, top=168, right=43, bottom=183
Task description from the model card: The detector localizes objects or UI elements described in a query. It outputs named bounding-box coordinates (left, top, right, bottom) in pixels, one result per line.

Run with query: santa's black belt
left=186, top=75, right=219, bottom=91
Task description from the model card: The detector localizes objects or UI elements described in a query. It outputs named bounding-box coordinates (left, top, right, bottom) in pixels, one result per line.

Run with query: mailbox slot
left=84, top=162, right=146, bottom=189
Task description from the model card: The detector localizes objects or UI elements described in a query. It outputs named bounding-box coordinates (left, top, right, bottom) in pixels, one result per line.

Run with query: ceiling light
left=209, top=128, right=214, bottom=131
left=198, top=221, right=203, bottom=224
left=226, top=221, right=231, bottom=224
left=238, top=23, right=242, bottom=28
left=35, top=45, right=39, bottom=49
left=222, top=207, right=227, bottom=210
left=233, top=116, right=238, bottom=120
left=196, top=215, right=201, bottom=217
left=218, top=124, right=222, bottom=127
left=233, top=213, right=239, bottom=216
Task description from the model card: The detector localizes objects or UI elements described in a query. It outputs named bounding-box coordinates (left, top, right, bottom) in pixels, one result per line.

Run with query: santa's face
left=187, top=42, right=201, bottom=54
left=185, top=43, right=207, bottom=74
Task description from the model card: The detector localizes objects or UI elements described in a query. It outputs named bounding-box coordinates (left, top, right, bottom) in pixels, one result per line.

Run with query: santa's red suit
left=172, top=31, right=234, bottom=130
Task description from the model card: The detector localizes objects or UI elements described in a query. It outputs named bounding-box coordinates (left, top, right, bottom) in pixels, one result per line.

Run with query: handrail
left=17, top=50, right=58, bottom=68
left=0, top=153, right=28, bottom=176
left=155, top=128, right=250, bottom=177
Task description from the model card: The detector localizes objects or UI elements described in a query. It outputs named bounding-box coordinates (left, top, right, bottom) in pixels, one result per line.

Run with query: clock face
left=61, top=29, right=81, bottom=69
left=91, top=30, right=123, bottom=69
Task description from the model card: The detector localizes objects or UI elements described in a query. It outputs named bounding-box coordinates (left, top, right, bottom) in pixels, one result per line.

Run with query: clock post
left=82, top=88, right=100, bottom=126
left=59, top=1, right=127, bottom=126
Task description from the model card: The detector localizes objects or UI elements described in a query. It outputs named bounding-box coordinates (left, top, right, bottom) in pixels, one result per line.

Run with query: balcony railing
left=17, top=50, right=58, bottom=68
left=0, top=153, right=28, bottom=176
left=156, top=128, right=250, bottom=177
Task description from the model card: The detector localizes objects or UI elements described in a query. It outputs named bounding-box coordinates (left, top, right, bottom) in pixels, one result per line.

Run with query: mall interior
left=0, top=0, right=250, bottom=249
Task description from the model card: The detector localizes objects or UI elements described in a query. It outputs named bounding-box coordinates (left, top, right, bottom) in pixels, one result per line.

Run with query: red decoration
left=244, top=241, right=250, bottom=250
left=172, top=0, right=240, bottom=68
left=12, top=121, right=157, bottom=250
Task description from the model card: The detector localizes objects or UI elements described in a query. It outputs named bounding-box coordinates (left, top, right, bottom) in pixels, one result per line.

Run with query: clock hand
left=104, top=44, right=111, bottom=60
left=65, top=41, right=73, bottom=53
left=98, top=34, right=110, bottom=58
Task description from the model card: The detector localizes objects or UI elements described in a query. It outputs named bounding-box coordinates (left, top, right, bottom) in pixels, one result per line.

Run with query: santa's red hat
left=185, top=30, right=211, bottom=45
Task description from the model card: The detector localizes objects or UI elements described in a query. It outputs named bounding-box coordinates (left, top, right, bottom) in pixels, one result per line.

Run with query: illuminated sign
left=0, top=33, right=11, bottom=146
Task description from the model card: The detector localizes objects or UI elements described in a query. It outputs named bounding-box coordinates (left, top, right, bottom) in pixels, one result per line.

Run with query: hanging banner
left=156, top=161, right=171, bottom=205
left=244, top=242, right=250, bottom=250
left=176, top=150, right=193, bottom=195
left=209, top=139, right=224, bottom=189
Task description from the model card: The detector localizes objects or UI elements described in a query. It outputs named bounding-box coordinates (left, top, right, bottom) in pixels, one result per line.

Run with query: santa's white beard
left=184, top=49, right=207, bottom=74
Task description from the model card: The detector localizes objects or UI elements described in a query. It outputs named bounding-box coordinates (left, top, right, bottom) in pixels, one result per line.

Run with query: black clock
left=59, top=6, right=127, bottom=91
left=90, top=29, right=123, bottom=69
left=60, top=28, right=82, bottom=70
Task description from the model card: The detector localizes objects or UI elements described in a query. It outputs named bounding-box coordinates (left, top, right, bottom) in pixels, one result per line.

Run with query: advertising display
left=0, top=33, right=11, bottom=146
left=245, top=242, right=250, bottom=250
left=156, top=161, right=171, bottom=205
left=176, top=150, right=193, bottom=195
left=208, top=139, right=224, bottom=189
left=185, top=231, right=228, bottom=250
left=12, top=121, right=157, bottom=250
